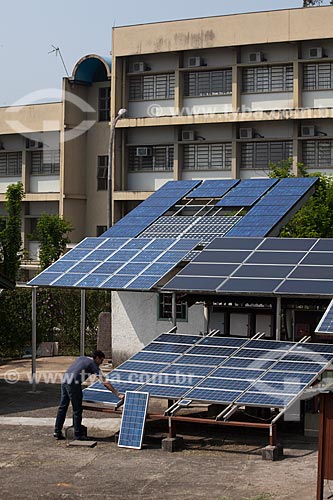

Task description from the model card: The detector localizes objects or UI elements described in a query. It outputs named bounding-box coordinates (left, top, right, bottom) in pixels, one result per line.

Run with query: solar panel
left=189, top=179, right=239, bottom=198
left=315, top=300, right=333, bottom=334
left=138, top=384, right=188, bottom=398
left=185, top=388, right=243, bottom=404
left=118, top=391, right=149, bottom=449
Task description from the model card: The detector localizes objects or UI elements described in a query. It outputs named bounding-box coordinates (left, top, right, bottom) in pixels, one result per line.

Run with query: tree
left=268, top=160, right=333, bottom=238
left=31, top=214, right=73, bottom=270
left=0, top=182, right=25, bottom=281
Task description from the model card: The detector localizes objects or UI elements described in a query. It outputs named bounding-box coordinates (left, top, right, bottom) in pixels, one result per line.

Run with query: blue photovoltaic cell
left=106, top=249, right=138, bottom=261
left=94, top=262, right=123, bottom=274
left=83, top=249, right=114, bottom=261
left=116, top=263, right=148, bottom=275
left=251, top=381, right=306, bottom=394
left=272, top=361, right=325, bottom=373
left=186, top=346, right=236, bottom=357
left=118, top=391, right=149, bottom=449
left=156, top=251, right=188, bottom=263
left=82, top=389, right=124, bottom=405
left=223, top=357, right=274, bottom=370
left=143, top=263, right=174, bottom=275
left=97, top=238, right=129, bottom=249
left=121, top=239, right=152, bottom=249
left=76, top=238, right=106, bottom=249
left=131, top=250, right=163, bottom=262
left=138, top=384, right=188, bottom=398
left=119, top=361, right=168, bottom=373
left=29, top=272, right=62, bottom=286
left=146, top=239, right=176, bottom=250
left=198, top=337, right=247, bottom=348
left=236, top=392, right=295, bottom=407
left=233, top=348, right=282, bottom=360
left=102, top=276, right=132, bottom=288
left=162, top=364, right=212, bottom=377
left=198, top=378, right=252, bottom=391
left=218, top=278, right=282, bottom=294
left=107, top=371, right=152, bottom=384
left=186, top=388, right=242, bottom=403
left=68, top=261, right=100, bottom=273
left=46, top=261, right=76, bottom=273
left=276, top=280, right=333, bottom=296
left=261, top=371, right=315, bottom=384
left=283, top=352, right=333, bottom=363
left=211, top=367, right=264, bottom=380
left=154, top=333, right=200, bottom=344
left=294, top=342, right=333, bottom=356
left=248, top=340, right=294, bottom=351
left=189, top=179, right=239, bottom=198
left=143, top=342, right=190, bottom=354
left=52, top=274, right=85, bottom=286
left=76, top=275, right=110, bottom=288
left=180, top=355, right=225, bottom=366
left=127, top=275, right=161, bottom=289
left=131, top=352, right=179, bottom=364
left=62, top=249, right=91, bottom=260
left=171, top=239, right=200, bottom=250
left=149, top=374, right=202, bottom=386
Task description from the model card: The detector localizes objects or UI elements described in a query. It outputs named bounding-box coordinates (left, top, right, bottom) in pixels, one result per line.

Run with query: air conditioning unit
left=26, top=139, right=43, bottom=149
left=239, top=128, right=253, bottom=139
left=248, top=52, right=264, bottom=63
left=182, top=130, right=195, bottom=141
left=301, top=125, right=316, bottom=137
left=187, top=56, right=203, bottom=68
left=131, top=61, right=147, bottom=72
left=308, top=47, right=323, bottom=59
left=136, top=147, right=153, bottom=157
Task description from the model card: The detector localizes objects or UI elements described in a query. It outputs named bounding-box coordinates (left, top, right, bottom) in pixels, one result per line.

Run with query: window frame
left=158, top=293, right=188, bottom=322
left=128, top=145, right=174, bottom=172
left=30, top=150, right=60, bottom=175
left=98, top=87, right=110, bottom=121
left=129, top=73, right=175, bottom=101
left=97, top=155, right=108, bottom=190
left=0, top=151, right=22, bottom=176
left=240, top=141, right=293, bottom=169
left=183, top=142, right=232, bottom=171
left=242, top=64, right=294, bottom=93
left=183, top=69, right=232, bottom=97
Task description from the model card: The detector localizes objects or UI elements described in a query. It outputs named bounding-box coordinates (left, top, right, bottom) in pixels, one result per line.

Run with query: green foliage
left=268, top=158, right=307, bottom=179
left=281, top=174, right=333, bottom=238
left=30, top=214, right=73, bottom=270
left=0, top=288, right=110, bottom=358
left=0, top=182, right=25, bottom=281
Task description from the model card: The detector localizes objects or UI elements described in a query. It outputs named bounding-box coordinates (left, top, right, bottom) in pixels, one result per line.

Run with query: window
left=241, top=141, right=293, bottom=169
left=129, top=74, right=175, bottom=101
left=302, top=140, right=333, bottom=168
left=31, top=150, right=60, bottom=175
left=0, top=152, right=22, bottom=176
left=158, top=293, right=187, bottom=321
left=183, top=143, right=232, bottom=170
left=99, top=87, right=110, bottom=121
left=184, top=69, right=232, bottom=97
left=128, top=145, right=174, bottom=171
left=303, top=63, right=333, bottom=90
left=97, top=155, right=108, bottom=190
left=96, top=225, right=107, bottom=236
left=242, top=65, right=293, bottom=93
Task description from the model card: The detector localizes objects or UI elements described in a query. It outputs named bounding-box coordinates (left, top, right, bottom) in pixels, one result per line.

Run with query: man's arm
left=100, top=375, right=124, bottom=400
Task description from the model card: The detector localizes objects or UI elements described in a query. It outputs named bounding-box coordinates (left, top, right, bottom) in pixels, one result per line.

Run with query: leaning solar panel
left=118, top=391, right=149, bottom=449
left=227, top=177, right=318, bottom=237
left=216, top=179, right=278, bottom=207
left=315, top=299, right=333, bottom=334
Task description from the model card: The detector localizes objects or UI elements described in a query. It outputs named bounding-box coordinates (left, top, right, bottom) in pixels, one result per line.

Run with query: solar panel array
left=188, top=179, right=239, bottom=198
left=29, top=237, right=200, bottom=290
left=118, top=391, right=149, bottom=449
left=139, top=215, right=241, bottom=243
left=216, top=178, right=278, bottom=207
left=102, top=180, right=200, bottom=238
left=163, top=237, right=333, bottom=296
left=82, top=332, right=333, bottom=409
left=227, top=177, right=317, bottom=237
left=315, top=299, right=333, bottom=334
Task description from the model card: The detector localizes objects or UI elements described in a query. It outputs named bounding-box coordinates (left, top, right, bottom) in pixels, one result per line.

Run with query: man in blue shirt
left=54, top=350, right=123, bottom=440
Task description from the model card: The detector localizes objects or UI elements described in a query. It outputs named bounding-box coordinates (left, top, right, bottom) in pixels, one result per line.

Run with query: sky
left=0, top=0, right=314, bottom=106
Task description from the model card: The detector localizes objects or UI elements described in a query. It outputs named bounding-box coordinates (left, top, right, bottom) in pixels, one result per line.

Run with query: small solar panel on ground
left=118, top=391, right=149, bottom=449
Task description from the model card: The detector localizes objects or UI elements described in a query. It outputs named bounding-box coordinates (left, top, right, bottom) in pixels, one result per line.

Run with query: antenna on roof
left=48, top=45, right=70, bottom=78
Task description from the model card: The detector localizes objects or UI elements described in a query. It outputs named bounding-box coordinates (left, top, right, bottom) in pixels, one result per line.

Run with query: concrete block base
left=262, top=444, right=284, bottom=461
left=161, top=436, right=184, bottom=452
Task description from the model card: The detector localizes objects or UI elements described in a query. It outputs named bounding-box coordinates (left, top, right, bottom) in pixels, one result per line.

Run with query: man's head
left=92, top=350, right=106, bottom=366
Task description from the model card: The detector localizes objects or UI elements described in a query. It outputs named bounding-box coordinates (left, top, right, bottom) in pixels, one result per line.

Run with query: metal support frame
left=171, top=292, right=177, bottom=328
left=276, top=296, right=281, bottom=341
left=31, top=287, right=37, bottom=392
left=80, top=289, right=86, bottom=356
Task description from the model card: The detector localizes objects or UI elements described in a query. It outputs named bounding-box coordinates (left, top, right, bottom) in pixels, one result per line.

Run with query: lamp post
left=107, top=108, right=127, bottom=228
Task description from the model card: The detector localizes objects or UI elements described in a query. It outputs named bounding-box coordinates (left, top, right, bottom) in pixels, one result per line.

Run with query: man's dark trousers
left=54, top=382, right=83, bottom=437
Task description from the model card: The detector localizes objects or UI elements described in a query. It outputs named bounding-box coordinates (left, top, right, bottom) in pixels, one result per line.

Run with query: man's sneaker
left=53, top=431, right=65, bottom=440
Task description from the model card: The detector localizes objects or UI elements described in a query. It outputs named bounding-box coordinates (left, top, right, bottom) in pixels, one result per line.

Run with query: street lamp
left=107, top=107, right=127, bottom=228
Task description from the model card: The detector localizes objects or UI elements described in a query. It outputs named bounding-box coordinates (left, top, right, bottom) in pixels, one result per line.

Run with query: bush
left=0, top=288, right=110, bottom=358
